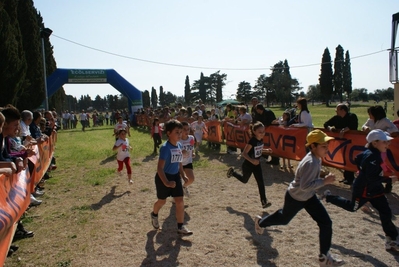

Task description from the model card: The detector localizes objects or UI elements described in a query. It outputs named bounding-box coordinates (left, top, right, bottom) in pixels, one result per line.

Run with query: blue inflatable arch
left=46, top=68, right=143, bottom=112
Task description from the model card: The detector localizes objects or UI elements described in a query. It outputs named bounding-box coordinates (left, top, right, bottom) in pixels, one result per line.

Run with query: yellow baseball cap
left=305, top=129, right=335, bottom=147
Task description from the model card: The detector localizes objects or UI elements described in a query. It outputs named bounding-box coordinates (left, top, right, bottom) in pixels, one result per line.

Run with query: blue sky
left=34, top=0, right=398, bottom=100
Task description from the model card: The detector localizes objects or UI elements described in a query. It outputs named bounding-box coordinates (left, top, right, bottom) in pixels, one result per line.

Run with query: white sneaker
left=385, top=236, right=399, bottom=251
left=183, top=186, right=190, bottom=197
left=254, top=215, right=264, bottom=235
left=319, top=253, right=345, bottom=266
left=30, top=194, right=42, bottom=206
left=151, top=213, right=159, bottom=229
left=128, top=179, right=133, bottom=184
left=177, top=225, right=193, bottom=235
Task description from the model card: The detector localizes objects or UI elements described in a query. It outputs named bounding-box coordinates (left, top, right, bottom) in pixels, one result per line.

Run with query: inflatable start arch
left=46, top=68, right=143, bottom=112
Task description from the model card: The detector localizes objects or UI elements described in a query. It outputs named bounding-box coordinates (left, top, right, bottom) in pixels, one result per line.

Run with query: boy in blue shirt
left=151, top=120, right=193, bottom=235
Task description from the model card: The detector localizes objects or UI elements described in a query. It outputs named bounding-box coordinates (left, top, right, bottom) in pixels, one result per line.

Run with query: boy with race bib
left=151, top=120, right=193, bottom=235
left=179, top=121, right=196, bottom=197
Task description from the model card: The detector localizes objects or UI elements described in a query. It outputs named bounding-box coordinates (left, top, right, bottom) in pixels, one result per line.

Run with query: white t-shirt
left=180, top=135, right=195, bottom=166
left=238, top=113, right=252, bottom=124
left=114, top=122, right=128, bottom=132
left=80, top=113, right=87, bottom=121
left=20, top=120, right=31, bottom=137
left=191, top=121, right=206, bottom=136
left=115, top=138, right=130, bottom=161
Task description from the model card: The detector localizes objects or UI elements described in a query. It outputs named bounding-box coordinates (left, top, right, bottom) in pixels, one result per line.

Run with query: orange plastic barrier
left=0, top=133, right=55, bottom=265
left=135, top=115, right=399, bottom=176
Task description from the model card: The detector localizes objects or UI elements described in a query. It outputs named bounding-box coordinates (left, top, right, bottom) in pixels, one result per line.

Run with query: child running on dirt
left=226, top=121, right=273, bottom=209
left=254, top=129, right=344, bottom=267
left=112, top=129, right=133, bottom=184
left=151, top=119, right=193, bottom=235
left=323, top=129, right=399, bottom=252
left=179, top=121, right=196, bottom=197
left=190, top=115, right=207, bottom=153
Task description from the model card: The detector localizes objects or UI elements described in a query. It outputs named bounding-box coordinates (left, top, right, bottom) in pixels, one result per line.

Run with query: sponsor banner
left=134, top=115, right=399, bottom=175
left=0, top=133, right=56, bottom=265
left=67, top=69, right=107, bottom=83
left=0, top=169, right=30, bottom=265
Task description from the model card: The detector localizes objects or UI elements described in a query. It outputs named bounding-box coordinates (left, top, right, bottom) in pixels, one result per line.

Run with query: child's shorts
left=155, top=173, right=183, bottom=199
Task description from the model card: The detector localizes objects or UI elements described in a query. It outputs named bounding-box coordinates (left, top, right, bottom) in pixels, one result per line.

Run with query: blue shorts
left=155, top=173, right=183, bottom=199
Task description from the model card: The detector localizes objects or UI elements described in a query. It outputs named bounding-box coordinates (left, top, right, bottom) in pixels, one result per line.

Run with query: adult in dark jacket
left=324, top=129, right=399, bottom=252
left=324, top=103, right=358, bottom=185
left=253, top=104, right=279, bottom=165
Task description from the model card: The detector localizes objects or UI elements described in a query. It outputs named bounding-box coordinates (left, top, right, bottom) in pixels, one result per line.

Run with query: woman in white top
left=362, top=105, right=399, bottom=137
left=290, top=97, right=313, bottom=130
left=236, top=106, right=252, bottom=125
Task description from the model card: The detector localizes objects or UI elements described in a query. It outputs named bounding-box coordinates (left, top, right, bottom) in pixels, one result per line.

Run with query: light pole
left=41, top=28, right=52, bottom=111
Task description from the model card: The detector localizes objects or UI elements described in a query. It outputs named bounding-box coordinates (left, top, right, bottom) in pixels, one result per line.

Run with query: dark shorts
left=183, top=163, right=193, bottom=170
left=155, top=173, right=183, bottom=199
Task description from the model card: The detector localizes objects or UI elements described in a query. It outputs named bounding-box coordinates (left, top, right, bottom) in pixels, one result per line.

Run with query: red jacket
left=151, top=125, right=162, bottom=138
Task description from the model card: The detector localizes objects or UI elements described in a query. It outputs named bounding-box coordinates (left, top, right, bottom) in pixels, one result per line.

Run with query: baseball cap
left=305, top=129, right=335, bottom=147
left=366, top=129, right=393, bottom=143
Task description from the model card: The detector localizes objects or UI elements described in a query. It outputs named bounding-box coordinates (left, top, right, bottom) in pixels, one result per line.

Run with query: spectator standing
left=323, top=103, right=358, bottom=185
left=79, top=110, right=87, bottom=131
left=151, top=118, right=162, bottom=155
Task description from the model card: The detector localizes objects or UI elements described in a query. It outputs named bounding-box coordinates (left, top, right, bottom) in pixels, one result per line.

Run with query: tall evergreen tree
left=334, top=45, right=344, bottom=102
left=236, top=81, right=252, bottom=103
left=142, top=90, right=150, bottom=108
left=16, top=0, right=43, bottom=109
left=151, top=87, right=158, bottom=108
left=0, top=0, right=27, bottom=107
left=319, top=48, right=334, bottom=107
left=184, top=75, right=191, bottom=105
left=199, top=72, right=206, bottom=103
left=209, top=71, right=227, bottom=103
left=159, top=86, right=165, bottom=107
left=343, top=50, right=352, bottom=99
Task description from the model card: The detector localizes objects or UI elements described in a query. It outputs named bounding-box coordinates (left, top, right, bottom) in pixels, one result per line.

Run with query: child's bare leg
left=153, top=199, right=166, bottom=214
left=183, top=168, right=195, bottom=187
left=174, top=197, right=184, bottom=223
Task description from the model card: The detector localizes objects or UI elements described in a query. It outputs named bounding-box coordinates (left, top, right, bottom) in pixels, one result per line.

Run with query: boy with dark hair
left=151, top=119, right=193, bottom=235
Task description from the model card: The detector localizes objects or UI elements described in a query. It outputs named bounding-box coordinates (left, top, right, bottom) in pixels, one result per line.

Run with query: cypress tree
left=319, top=48, right=334, bottom=107
left=334, top=45, right=344, bottom=102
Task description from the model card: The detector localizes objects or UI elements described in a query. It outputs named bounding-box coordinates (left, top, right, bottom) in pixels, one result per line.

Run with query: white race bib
left=254, top=144, right=263, bottom=158
left=170, top=148, right=183, bottom=163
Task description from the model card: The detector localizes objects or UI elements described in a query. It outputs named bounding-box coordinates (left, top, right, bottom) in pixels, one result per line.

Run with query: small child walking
left=226, top=122, right=273, bottom=209
left=112, top=129, right=133, bottom=184
left=190, top=115, right=207, bottom=153
left=151, top=119, right=193, bottom=235
left=180, top=121, right=196, bottom=197
left=254, top=129, right=344, bottom=267
left=151, top=118, right=162, bottom=155
left=323, top=129, right=399, bottom=252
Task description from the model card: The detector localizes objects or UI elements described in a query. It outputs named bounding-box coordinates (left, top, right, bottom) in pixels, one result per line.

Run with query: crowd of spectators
left=0, top=104, right=58, bottom=258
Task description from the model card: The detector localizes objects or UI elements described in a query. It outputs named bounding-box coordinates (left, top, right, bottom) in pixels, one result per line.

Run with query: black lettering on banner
left=282, top=135, right=296, bottom=152
left=226, top=125, right=234, bottom=142
left=325, top=139, right=351, bottom=166
left=348, top=145, right=366, bottom=166
left=0, top=209, right=13, bottom=232
left=235, top=130, right=246, bottom=143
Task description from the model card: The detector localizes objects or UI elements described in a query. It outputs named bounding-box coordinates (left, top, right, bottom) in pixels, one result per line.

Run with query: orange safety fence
left=0, top=133, right=56, bottom=265
left=136, top=114, right=399, bottom=176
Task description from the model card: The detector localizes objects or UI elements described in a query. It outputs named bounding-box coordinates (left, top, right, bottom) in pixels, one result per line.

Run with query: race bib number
left=171, top=148, right=183, bottom=163
left=254, top=144, right=263, bottom=158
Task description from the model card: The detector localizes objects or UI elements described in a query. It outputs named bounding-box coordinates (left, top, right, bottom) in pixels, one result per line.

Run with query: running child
left=112, top=129, right=133, bottom=184
left=151, top=118, right=162, bottom=155
left=180, top=121, right=196, bottom=197
left=226, top=121, right=273, bottom=209
left=254, top=129, right=344, bottom=267
left=151, top=119, right=193, bottom=235
left=190, top=115, right=207, bottom=153
left=114, top=116, right=130, bottom=141
left=323, top=129, right=399, bottom=252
